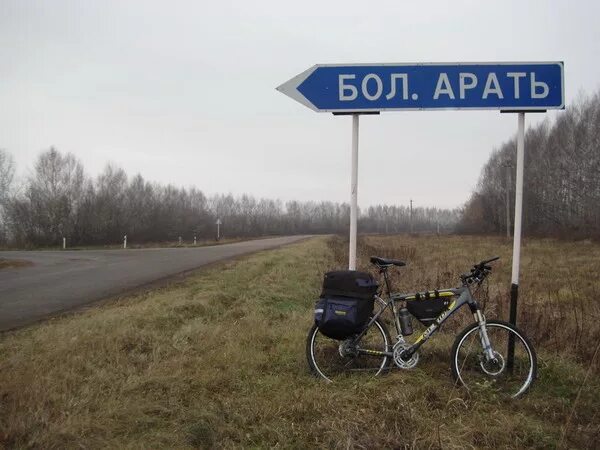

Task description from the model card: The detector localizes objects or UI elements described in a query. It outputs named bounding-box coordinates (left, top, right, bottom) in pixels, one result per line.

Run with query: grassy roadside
left=0, top=236, right=599, bottom=448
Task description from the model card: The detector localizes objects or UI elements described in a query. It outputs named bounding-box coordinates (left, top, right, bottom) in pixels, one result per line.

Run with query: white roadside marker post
left=508, top=112, right=526, bottom=370
left=194, top=235, right=197, bottom=245
left=123, top=235, right=127, bottom=249
left=62, top=237, right=66, bottom=250
left=349, top=114, right=359, bottom=270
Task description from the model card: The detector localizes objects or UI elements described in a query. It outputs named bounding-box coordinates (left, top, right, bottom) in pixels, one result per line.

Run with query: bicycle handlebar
left=479, top=256, right=500, bottom=266
left=460, top=256, right=500, bottom=285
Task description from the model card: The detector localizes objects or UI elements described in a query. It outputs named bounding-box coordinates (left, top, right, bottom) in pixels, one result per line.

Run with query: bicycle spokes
left=453, top=322, right=536, bottom=398
left=307, top=319, right=390, bottom=382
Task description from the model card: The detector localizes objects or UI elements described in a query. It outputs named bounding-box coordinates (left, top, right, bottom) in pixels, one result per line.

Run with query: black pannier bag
left=406, top=295, right=452, bottom=326
left=315, top=271, right=378, bottom=340
left=320, top=270, right=378, bottom=300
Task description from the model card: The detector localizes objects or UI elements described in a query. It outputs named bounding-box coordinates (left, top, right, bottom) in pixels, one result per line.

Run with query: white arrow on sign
left=276, top=66, right=319, bottom=111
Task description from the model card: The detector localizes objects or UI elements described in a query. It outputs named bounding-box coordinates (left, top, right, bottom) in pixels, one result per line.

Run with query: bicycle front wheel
left=451, top=319, right=537, bottom=398
left=306, top=317, right=391, bottom=382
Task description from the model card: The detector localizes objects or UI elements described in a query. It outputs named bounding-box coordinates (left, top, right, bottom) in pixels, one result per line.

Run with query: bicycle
left=306, top=256, right=537, bottom=398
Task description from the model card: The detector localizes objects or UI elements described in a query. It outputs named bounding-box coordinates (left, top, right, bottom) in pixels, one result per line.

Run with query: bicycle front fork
left=474, top=310, right=496, bottom=361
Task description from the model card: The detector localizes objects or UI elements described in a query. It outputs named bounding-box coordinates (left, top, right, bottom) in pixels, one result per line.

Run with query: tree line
left=0, top=148, right=459, bottom=247
left=459, top=90, right=600, bottom=238
left=5, top=87, right=598, bottom=247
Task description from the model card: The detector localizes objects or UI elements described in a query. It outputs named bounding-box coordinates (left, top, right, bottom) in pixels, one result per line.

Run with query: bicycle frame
left=352, top=270, right=495, bottom=362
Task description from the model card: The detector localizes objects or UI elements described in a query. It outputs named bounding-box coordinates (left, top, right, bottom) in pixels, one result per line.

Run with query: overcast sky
left=1, top=0, right=598, bottom=209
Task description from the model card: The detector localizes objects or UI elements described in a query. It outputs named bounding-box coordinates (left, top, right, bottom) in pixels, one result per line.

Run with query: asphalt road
left=0, top=236, right=310, bottom=331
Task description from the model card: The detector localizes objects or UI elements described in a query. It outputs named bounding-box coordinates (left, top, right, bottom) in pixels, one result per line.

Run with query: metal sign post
left=504, top=160, right=512, bottom=238
left=349, top=114, right=359, bottom=270
left=507, top=112, right=526, bottom=369
left=277, top=61, right=564, bottom=271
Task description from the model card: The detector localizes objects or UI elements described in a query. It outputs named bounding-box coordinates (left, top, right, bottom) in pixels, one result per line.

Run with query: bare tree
left=6, top=148, right=85, bottom=246
left=3, top=148, right=460, bottom=247
left=0, top=149, right=15, bottom=243
left=459, top=90, right=600, bottom=239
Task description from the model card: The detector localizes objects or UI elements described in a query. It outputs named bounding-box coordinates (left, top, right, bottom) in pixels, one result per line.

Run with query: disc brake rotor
left=479, top=350, right=505, bottom=376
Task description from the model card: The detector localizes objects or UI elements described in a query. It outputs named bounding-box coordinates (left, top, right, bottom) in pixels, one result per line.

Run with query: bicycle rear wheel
left=451, top=319, right=537, bottom=398
left=306, top=317, right=391, bottom=382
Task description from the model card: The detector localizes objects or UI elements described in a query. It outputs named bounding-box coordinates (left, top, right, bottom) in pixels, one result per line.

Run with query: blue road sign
left=276, top=62, right=564, bottom=112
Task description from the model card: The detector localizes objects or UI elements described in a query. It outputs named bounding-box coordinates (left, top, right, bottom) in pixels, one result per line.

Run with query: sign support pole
left=349, top=114, right=359, bottom=270
left=505, top=162, right=512, bottom=239
left=508, top=112, right=525, bottom=369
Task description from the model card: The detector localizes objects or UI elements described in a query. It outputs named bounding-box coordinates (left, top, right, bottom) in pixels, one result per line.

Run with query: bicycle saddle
left=370, top=256, right=406, bottom=267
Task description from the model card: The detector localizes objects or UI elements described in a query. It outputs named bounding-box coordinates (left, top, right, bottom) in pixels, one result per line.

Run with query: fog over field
left=2, top=1, right=600, bottom=209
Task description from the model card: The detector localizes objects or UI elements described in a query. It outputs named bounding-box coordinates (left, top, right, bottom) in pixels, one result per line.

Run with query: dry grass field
left=0, top=235, right=599, bottom=448
left=352, top=234, right=600, bottom=368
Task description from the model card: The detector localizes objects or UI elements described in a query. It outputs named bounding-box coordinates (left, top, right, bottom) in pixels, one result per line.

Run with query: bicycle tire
left=451, top=319, right=537, bottom=398
left=306, top=317, right=391, bottom=382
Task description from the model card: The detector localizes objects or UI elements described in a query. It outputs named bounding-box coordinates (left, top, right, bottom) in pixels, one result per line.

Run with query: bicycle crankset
left=393, top=342, right=419, bottom=369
